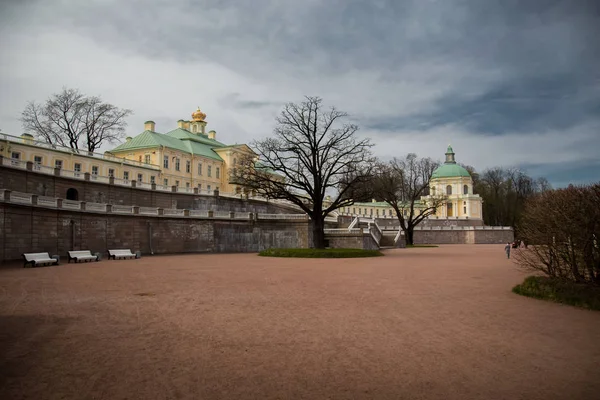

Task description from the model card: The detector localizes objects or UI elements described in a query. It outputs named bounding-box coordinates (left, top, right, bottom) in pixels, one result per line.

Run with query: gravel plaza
left=1, top=245, right=599, bottom=400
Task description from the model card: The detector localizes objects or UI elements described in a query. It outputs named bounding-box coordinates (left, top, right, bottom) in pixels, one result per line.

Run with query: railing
left=324, top=228, right=363, bottom=234
left=86, top=202, right=107, bottom=212
left=348, top=216, right=359, bottom=230
left=62, top=199, right=81, bottom=210
left=136, top=181, right=153, bottom=189
left=139, top=207, right=159, bottom=215
left=257, top=213, right=308, bottom=220
left=90, top=175, right=110, bottom=183
left=10, top=191, right=32, bottom=204
left=38, top=196, right=58, bottom=207
left=163, top=209, right=185, bottom=216
left=394, top=229, right=403, bottom=244
left=189, top=210, right=209, bottom=217
left=112, top=205, right=133, bottom=214
left=113, top=178, right=130, bottom=187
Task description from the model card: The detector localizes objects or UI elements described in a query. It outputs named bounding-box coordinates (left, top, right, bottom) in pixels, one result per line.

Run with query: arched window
left=446, top=185, right=452, bottom=195
left=463, top=185, right=468, bottom=195
left=192, top=124, right=197, bottom=133
left=66, top=188, right=79, bottom=201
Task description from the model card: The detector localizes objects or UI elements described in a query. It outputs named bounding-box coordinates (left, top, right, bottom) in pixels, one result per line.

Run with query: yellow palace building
left=0, top=107, right=254, bottom=195
left=341, top=146, right=483, bottom=223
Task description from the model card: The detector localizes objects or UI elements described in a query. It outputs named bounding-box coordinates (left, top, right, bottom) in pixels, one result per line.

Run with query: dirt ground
left=1, top=245, right=599, bottom=400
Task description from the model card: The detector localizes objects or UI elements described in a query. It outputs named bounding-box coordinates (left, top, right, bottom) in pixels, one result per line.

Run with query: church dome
left=431, top=163, right=471, bottom=179
left=191, top=107, right=206, bottom=121
left=431, top=145, right=471, bottom=179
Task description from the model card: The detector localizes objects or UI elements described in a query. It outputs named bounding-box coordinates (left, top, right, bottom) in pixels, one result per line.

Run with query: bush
left=512, top=276, right=600, bottom=311
left=258, top=248, right=384, bottom=258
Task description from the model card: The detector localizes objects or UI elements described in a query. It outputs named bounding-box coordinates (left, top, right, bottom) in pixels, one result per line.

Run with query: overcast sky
left=1, top=0, right=598, bottom=187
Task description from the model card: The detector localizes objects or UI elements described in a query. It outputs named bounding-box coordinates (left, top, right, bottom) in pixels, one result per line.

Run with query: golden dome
left=191, top=107, right=206, bottom=121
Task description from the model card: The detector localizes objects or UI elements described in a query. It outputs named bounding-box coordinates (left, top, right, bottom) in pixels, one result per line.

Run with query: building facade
left=0, top=108, right=254, bottom=195
left=340, top=146, right=483, bottom=223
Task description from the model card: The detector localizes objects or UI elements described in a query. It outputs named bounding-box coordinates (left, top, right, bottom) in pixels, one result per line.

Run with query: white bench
left=108, top=249, right=137, bottom=260
left=68, top=250, right=99, bottom=263
left=22, top=252, right=59, bottom=268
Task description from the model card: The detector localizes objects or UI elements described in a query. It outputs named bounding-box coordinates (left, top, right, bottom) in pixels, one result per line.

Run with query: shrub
left=258, top=248, right=384, bottom=258
left=512, top=276, right=600, bottom=311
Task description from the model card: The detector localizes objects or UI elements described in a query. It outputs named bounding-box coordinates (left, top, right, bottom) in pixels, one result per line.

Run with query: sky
left=0, top=0, right=598, bottom=187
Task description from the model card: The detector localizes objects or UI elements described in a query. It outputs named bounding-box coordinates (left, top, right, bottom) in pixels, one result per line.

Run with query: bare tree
left=515, top=183, right=600, bottom=285
left=21, top=87, right=132, bottom=153
left=231, top=96, right=375, bottom=248
left=373, top=154, right=446, bottom=245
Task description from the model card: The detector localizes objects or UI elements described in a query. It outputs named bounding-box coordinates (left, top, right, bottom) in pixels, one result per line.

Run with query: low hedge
left=512, top=276, right=600, bottom=311
left=258, top=248, right=384, bottom=258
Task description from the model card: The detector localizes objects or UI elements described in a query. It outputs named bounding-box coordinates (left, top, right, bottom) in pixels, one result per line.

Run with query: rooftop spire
left=445, top=144, right=456, bottom=164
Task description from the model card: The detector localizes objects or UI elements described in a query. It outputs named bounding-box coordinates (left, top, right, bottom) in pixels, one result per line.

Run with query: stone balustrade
left=0, top=189, right=310, bottom=222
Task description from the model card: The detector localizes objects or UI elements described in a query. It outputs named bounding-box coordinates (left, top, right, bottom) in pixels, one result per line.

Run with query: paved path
left=1, top=245, right=599, bottom=399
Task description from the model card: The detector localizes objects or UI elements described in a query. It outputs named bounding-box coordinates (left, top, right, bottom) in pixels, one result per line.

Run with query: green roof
left=110, top=129, right=224, bottom=161
left=431, top=163, right=471, bottom=179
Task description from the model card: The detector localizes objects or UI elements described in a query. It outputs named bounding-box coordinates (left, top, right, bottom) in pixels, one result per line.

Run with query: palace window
left=464, top=206, right=467, bottom=214
left=353, top=208, right=356, bottom=214
left=175, top=158, right=181, bottom=171
left=163, top=156, right=169, bottom=169
left=208, top=165, right=212, bottom=177
left=137, top=173, right=143, bottom=183
left=186, top=182, right=190, bottom=189
left=164, top=178, right=168, bottom=186
left=175, top=180, right=179, bottom=187
left=11, top=152, right=20, bottom=160
left=145, top=155, right=151, bottom=164
left=74, top=163, right=81, bottom=176
left=446, top=185, right=452, bottom=195
left=139, top=155, right=142, bottom=162
left=55, top=160, right=63, bottom=169
left=186, top=160, right=191, bottom=173
left=92, top=166, right=99, bottom=176
left=463, top=185, right=468, bottom=195
left=207, top=185, right=211, bottom=193
left=123, top=171, right=129, bottom=181
left=108, top=169, right=115, bottom=178
left=216, top=167, right=220, bottom=178
left=198, top=163, right=203, bottom=175
left=150, top=176, right=155, bottom=184
left=34, top=156, right=42, bottom=170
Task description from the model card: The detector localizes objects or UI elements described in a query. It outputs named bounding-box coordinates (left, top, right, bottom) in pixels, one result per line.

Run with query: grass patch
left=512, top=276, right=600, bottom=311
left=406, top=244, right=439, bottom=248
left=258, top=248, right=384, bottom=258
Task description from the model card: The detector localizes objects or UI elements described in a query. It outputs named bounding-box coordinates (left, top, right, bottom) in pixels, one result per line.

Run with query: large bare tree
left=21, top=87, right=132, bottom=153
left=373, top=154, right=445, bottom=245
left=231, top=96, right=375, bottom=248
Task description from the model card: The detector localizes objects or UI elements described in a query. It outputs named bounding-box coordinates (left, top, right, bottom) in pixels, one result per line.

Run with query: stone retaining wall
left=0, top=203, right=310, bottom=262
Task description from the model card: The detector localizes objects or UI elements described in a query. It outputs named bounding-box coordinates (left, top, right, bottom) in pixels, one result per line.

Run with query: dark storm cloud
left=0, top=0, right=598, bottom=186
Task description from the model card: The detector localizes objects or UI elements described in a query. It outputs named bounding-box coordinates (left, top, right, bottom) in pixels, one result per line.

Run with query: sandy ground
left=1, top=245, right=599, bottom=400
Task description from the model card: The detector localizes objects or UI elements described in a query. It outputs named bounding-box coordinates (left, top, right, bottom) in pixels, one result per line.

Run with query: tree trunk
left=312, top=218, right=326, bottom=249
left=406, top=228, right=414, bottom=246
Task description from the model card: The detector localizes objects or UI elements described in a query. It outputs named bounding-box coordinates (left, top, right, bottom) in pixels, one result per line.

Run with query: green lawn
left=513, top=276, right=600, bottom=311
left=258, top=248, right=384, bottom=258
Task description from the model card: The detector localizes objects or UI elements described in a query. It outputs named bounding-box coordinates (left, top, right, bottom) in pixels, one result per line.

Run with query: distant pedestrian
left=504, top=242, right=511, bottom=259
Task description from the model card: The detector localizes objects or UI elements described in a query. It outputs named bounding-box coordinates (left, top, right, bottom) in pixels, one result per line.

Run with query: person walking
left=505, top=242, right=511, bottom=259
